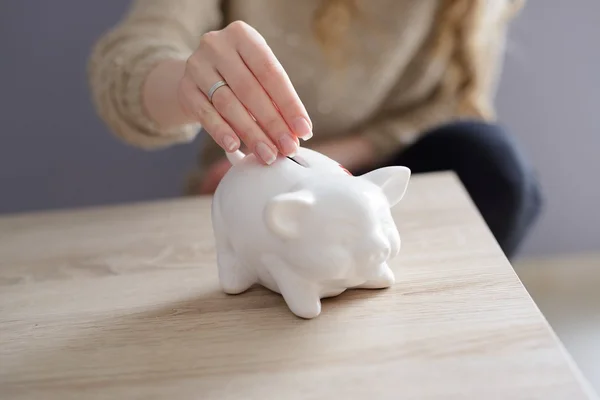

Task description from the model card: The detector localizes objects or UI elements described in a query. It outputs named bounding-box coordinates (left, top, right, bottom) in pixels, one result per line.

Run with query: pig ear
left=361, top=166, right=411, bottom=207
left=265, top=190, right=315, bottom=239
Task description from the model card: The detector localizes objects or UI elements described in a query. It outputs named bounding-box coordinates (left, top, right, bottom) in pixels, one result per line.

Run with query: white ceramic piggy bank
left=211, top=146, right=411, bottom=319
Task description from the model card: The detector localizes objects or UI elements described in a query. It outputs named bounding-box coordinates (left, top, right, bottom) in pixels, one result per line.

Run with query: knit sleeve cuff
left=89, top=42, right=201, bottom=150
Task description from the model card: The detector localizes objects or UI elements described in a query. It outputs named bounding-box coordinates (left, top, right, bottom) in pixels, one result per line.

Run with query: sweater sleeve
left=88, top=0, right=223, bottom=149
left=359, top=1, right=514, bottom=161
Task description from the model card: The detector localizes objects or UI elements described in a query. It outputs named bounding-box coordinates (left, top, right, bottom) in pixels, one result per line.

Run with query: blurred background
left=1, top=0, right=599, bottom=391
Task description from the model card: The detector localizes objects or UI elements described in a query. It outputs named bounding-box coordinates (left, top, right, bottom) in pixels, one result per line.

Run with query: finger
left=179, top=75, right=240, bottom=153
left=235, top=28, right=313, bottom=140
left=215, top=50, right=299, bottom=156
left=192, top=66, right=279, bottom=165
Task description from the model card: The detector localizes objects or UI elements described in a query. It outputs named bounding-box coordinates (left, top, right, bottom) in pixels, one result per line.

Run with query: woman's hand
left=177, top=21, right=312, bottom=164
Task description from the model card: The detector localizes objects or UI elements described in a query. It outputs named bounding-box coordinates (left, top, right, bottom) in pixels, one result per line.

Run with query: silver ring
left=207, top=80, right=228, bottom=104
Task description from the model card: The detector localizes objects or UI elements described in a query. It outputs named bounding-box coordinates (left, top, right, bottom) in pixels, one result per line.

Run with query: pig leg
left=277, top=274, right=322, bottom=319
left=213, top=201, right=255, bottom=295
left=262, top=255, right=322, bottom=319
left=216, top=250, right=255, bottom=294
left=356, top=263, right=395, bottom=289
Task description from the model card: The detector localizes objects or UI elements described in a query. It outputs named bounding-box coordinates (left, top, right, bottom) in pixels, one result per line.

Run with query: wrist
left=142, top=58, right=195, bottom=130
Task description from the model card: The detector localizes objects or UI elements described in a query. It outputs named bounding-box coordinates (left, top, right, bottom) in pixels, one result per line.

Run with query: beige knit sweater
left=88, top=0, right=511, bottom=189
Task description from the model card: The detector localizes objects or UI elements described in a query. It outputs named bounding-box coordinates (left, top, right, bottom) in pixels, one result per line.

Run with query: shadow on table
left=13, top=284, right=387, bottom=392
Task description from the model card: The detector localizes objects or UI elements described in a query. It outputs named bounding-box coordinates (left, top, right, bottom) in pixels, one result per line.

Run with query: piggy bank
left=211, top=147, right=411, bottom=319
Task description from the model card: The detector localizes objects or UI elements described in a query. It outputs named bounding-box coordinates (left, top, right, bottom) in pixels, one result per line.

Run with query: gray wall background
left=1, top=0, right=598, bottom=257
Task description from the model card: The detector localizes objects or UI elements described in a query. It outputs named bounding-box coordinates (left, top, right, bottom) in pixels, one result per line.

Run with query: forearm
left=359, top=90, right=466, bottom=163
left=87, top=0, right=222, bottom=149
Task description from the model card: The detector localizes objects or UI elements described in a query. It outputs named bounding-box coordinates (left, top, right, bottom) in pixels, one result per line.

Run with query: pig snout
left=362, top=231, right=391, bottom=265
left=388, top=229, right=401, bottom=259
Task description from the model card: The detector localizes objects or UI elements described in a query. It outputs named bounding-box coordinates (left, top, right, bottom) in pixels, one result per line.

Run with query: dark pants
left=364, top=120, right=543, bottom=259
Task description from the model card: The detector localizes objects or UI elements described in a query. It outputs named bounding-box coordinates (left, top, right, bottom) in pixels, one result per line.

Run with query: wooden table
left=0, top=172, right=596, bottom=399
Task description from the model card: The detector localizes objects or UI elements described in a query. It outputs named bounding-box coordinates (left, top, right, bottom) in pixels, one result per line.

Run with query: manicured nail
left=222, top=135, right=238, bottom=152
left=292, top=117, right=313, bottom=140
left=278, top=134, right=298, bottom=156
left=256, top=142, right=277, bottom=165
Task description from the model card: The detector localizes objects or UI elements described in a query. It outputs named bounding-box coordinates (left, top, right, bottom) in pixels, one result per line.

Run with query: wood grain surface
left=0, top=172, right=596, bottom=400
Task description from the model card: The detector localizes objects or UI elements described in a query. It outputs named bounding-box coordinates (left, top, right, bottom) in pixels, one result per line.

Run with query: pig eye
left=339, top=221, right=361, bottom=233
left=339, top=233, right=352, bottom=243
left=326, top=220, right=361, bottom=244
left=339, top=226, right=362, bottom=245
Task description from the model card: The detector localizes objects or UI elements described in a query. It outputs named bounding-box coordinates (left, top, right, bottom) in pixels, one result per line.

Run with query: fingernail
left=292, top=117, right=313, bottom=140
left=256, top=142, right=277, bottom=165
left=278, top=134, right=298, bottom=156
left=222, top=135, right=238, bottom=152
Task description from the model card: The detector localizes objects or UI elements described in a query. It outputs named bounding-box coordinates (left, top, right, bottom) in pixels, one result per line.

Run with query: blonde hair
left=312, top=0, right=525, bottom=120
